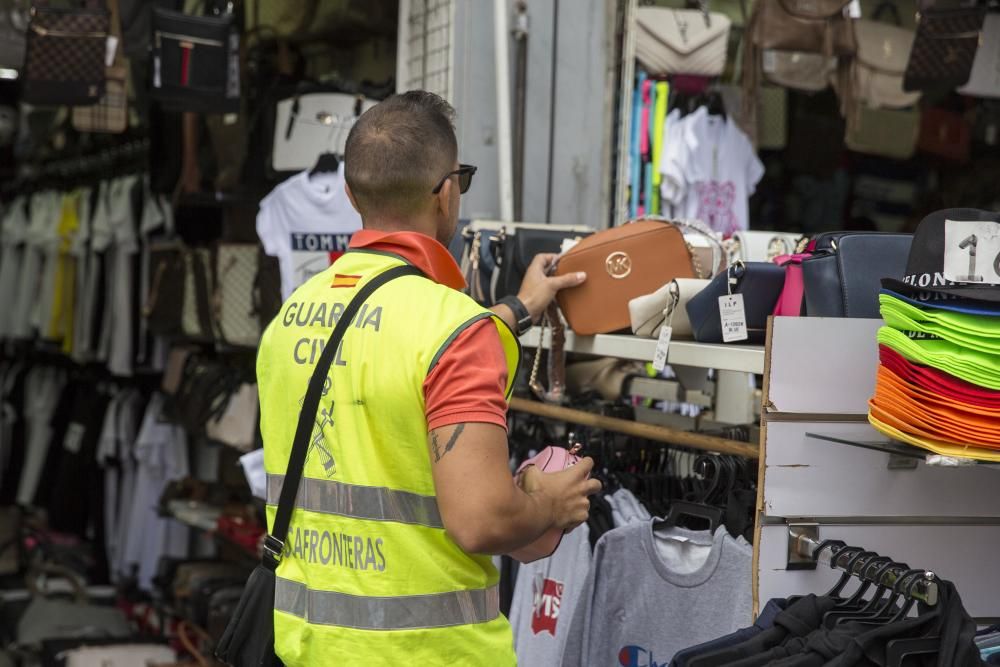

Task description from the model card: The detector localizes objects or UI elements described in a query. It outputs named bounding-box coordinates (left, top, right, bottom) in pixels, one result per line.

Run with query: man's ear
left=435, top=177, right=453, bottom=219
left=345, top=182, right=361, bottom=215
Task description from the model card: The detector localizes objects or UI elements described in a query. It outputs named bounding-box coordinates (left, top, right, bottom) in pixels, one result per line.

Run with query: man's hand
left=428, top=423, right=601, bottom=554
left=517, top=253, right=586, bottom=323
left=519, top=457, right=602, bottom=532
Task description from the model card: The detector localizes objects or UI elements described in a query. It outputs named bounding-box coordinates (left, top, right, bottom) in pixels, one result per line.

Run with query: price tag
left=943, top=219, right=1000, bottom=285
left=652, top=325, right=673, bottom=372
left=719, top=294, right=748, bottom=343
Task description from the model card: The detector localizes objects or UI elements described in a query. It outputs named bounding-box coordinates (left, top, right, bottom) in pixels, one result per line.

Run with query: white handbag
left=206, top=383, right=258, bottom=452
left=727, top=231, right=802, bottom=264
left=64, top=644, right=176, bottom=667
left=629, top=278, right=710, bottom=339
left=636, top=7, right=731, bottom=76
left=214, top=244, right=260, bottom=348
left=844, top=20, right=920, bottom=110
left=271, top=92, right=377, bottom=173
left=958, top=14, right=1000, bottom=99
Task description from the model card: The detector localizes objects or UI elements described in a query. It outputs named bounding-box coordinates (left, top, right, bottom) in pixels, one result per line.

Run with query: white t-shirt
left=256, top=166, right=363, bottom=301
left=0, top=197, right=28, bottom=340
left=121, top=392, right=190, bottom=590
left=661, top=108, right=764, bottom=235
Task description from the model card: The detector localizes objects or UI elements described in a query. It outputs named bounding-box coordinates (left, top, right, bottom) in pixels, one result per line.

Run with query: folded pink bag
left=508, top=445, right=583, bottom=563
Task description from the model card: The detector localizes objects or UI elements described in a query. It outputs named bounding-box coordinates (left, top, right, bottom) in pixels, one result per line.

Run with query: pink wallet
left=508, top=445, right=583, bottom=564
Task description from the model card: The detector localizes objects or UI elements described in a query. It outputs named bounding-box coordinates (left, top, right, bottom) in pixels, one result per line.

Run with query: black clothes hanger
left=832, top=559, right=911, bottom=627
left=823, top=546, right=867, bottom=599
left=654, top=500, right=723, bottom=533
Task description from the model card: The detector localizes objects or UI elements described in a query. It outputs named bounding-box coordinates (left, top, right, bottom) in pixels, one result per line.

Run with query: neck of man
left=363, top=214, right=445, bottom=246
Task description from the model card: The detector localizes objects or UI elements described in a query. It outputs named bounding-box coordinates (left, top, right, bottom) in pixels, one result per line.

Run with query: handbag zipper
left=30, top=24, right=106, bottom=38
left=154, top=30, right=225, bottom=48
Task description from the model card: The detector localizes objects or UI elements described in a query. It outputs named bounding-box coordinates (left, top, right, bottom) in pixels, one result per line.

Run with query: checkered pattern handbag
left=903, top=5, right=986, bottom=93
left=214, top=244, right=261, bottom=348
left=22, top=3, right=109, bottom=106
left=73, top=0, right=127, bottom=133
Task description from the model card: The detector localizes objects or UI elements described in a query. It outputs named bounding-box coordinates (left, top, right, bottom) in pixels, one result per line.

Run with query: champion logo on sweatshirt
left=619, top=645, right=666, bottom=667
left=530, top=578, right=564, bottom=636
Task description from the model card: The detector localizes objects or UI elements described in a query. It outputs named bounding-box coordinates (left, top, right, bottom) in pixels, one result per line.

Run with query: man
left=257, top=91, right=602, bottom=665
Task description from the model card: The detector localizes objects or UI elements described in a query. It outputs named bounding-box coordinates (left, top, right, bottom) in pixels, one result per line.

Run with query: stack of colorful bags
left=869, top=209, right=1000, bottom=462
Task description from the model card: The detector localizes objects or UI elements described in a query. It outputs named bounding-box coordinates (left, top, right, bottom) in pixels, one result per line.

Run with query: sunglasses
left=432, top=164, right=477, bottom=195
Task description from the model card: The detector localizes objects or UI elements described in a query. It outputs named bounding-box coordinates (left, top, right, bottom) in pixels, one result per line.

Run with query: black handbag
left=903, top=3, right=986, bottom=93
left=802, top=232, right=912, bottom=318
left=150, top=6, right=239, bottom=113
left=460, top=224, right=591, bottom=307
left=22, top=1, right=110, bottom=106
left=686, top=261, right=786, bottom=344
left=215, top=264, right=422, bottom=667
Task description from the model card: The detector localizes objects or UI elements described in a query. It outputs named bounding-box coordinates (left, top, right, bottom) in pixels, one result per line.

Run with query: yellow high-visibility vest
left=258, top=249, right=521, bottom=666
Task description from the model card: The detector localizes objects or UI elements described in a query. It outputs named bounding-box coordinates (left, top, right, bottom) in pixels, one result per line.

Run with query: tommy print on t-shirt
left=289, top=231, right=355, bottom=287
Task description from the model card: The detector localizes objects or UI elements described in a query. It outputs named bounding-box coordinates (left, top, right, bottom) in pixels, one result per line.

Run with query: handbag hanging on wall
left=751, top=0, right=855, bottom=56
left=635, top=6, right=732, bottom=76
left=72, top=0, right=127, bottom=133
left=22, top=0, right=110, bottom=106
left=271, top=89, right=376, bottom=174
left=151, top=4, right=240, bottom=113
left=214, top=243, right=261, bottom=348
left=917, top=106, right=972, bottom=163
left=958, top=13, right=1000, bottom=99
left=903, top=4, right=986, bottom=93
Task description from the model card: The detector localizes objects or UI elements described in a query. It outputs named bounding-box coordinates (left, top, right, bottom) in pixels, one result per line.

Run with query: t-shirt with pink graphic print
left=660, top=107, right=764, bottom=236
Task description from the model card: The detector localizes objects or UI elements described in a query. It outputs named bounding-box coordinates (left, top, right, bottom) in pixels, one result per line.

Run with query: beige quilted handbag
left=636, top=7, right=731, bottom=76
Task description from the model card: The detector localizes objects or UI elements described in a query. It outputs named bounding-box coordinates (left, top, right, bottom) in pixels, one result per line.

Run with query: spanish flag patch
left=331, top=274, right=362, bottom=289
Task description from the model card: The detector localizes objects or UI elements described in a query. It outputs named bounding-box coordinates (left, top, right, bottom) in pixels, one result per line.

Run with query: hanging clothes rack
left=789, top=529, right=939, bottom=606
left=507, top=397, right=759, bottom=458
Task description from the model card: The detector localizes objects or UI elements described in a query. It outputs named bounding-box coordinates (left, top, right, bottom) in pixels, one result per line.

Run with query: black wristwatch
left=497, top=295, right=533, bottom=336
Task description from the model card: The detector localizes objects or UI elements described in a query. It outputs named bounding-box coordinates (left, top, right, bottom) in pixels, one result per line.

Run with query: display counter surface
left=519, top=327, right=765, bottom=374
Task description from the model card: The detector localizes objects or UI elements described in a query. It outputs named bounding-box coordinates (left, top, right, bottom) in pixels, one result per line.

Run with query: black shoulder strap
left=263, top=264, right=422, bottom=567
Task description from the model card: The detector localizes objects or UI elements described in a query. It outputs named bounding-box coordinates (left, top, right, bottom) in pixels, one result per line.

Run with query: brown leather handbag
left=554, top=220, right=698, bottom=335
left=752, top=0, right=855, bottom=56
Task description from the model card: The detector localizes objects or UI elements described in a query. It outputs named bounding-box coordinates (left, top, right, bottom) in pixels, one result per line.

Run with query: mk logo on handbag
left=605, top=251, right=632, bottom=279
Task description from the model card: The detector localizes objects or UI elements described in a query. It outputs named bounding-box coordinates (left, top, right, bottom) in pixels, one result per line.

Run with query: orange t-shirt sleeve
left=423, top=318, right=510, bottom=432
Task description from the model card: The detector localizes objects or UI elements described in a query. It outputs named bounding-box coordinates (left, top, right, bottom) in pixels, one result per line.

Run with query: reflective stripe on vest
left=275, top=577, right=500, bottom=631
left=266, top=474, right=443, bottom=528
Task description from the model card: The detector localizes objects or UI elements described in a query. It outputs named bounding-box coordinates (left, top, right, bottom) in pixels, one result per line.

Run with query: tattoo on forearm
left=430, top=424, right=465, bottom=462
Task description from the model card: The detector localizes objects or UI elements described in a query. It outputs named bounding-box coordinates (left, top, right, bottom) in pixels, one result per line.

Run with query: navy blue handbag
left=686, top=261, right=786, bottom=344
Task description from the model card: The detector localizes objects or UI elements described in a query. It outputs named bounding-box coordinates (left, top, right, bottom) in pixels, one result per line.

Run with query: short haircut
left=344, top=91, right=458, bottom=219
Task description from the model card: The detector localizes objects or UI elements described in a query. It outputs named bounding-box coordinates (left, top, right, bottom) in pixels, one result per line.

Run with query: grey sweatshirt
left=559, top=521, right=753, bottom=667
left=510, top=523, right=592, bottom=666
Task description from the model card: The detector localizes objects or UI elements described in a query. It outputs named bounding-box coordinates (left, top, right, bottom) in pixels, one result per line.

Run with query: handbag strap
left=263, top=264, right=423, bottom=568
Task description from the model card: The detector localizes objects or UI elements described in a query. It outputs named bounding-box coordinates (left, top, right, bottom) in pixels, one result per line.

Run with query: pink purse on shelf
left=509, top=445, right=584, bottom=564
left=773, top=253, right=810, bottom=316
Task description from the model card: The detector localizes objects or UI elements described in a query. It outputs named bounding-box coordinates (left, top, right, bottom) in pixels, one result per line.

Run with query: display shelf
left=806, top=432, right=1000, bottom=466
left=519, top=327, right=765, bottom=374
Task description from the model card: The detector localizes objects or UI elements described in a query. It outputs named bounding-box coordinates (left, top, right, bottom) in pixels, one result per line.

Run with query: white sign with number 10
left=943, top=219, right=1000, bottom=286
